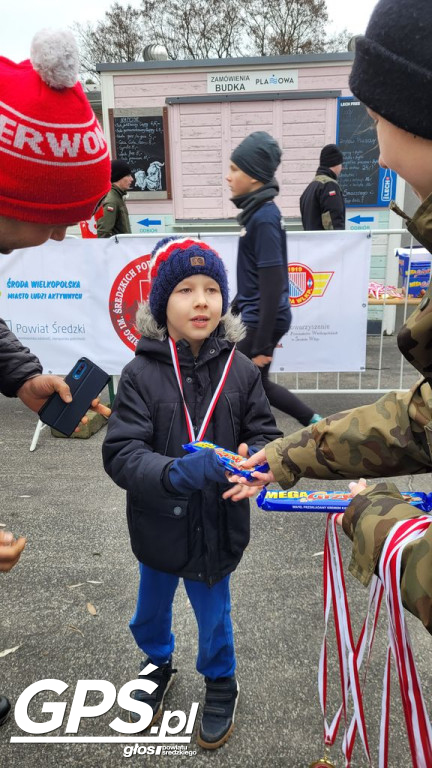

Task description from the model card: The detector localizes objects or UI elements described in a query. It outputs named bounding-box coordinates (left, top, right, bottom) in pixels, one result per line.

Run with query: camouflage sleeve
left=265, top=388, right=431, bottom=488
left=342, top=483, right=432, bottom=634
left=97, top=200, right=118, bottom=238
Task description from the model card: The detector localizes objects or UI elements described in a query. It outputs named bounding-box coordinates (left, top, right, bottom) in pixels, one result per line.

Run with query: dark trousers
left=237, top=326, right=314, bottom=426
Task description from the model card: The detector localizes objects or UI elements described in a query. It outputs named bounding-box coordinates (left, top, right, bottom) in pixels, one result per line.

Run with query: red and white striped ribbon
left=320, top=512, right=432, bottom=768
left=378, top=515, right=432, bottom=768
left=319, top=515, right=374, bottom=767
left=168, top=336, right=236, bottom=442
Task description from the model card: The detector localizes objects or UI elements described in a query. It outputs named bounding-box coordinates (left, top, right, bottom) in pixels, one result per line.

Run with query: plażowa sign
left=207, top=69, right=298, bottom=93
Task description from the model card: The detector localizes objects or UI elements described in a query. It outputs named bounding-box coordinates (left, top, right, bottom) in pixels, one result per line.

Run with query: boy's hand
left=223, top=482, right=263, bottom=501
left=223, top=442, right=263, bottom=500
left=227, top=447, right=275, bottom=486
left=0, top=530, right=26, bottom=572
left=169, top=449, right=229, bottom=494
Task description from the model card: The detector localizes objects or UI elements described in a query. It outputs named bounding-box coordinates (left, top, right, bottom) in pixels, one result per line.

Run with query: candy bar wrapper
left=182, top=440, right=269, bottom=480
left=256, top=488, right=432, bottom=513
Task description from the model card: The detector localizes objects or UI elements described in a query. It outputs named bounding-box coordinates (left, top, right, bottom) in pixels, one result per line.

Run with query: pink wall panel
left=112, top=62, right=351, bottom=220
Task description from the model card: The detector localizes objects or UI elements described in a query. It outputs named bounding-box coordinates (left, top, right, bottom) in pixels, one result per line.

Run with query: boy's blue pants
left=130, top=563, right=236, bottom=680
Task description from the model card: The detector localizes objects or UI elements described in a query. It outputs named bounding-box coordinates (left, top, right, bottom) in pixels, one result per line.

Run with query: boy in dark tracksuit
left=103, top=237, right=281, bottom=749
left=227, top=131, right=322, bottom=426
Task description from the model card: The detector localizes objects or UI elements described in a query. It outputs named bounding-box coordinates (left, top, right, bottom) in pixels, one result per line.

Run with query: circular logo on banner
left=288, top=262, right=315, bottom=306
left=109, top=255, right=152, bottom=351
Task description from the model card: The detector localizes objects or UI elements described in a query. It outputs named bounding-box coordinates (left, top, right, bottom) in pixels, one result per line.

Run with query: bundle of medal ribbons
left=186, top=442, right=432, bottom=767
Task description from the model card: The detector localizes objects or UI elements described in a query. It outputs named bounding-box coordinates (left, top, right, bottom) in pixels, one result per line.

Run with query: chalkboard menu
left=336, top=97, right=396, bottom=208
left=109, top=107, right=171, bottom=199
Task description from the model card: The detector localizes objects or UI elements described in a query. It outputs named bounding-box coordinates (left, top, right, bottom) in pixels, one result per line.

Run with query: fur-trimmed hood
left=135, top=301, right=246, bottom=344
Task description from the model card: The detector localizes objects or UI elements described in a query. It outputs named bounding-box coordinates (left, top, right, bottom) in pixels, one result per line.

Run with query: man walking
left=97, top=160, right=133, bottom=237
left=300, top=144, right=345, bottom=230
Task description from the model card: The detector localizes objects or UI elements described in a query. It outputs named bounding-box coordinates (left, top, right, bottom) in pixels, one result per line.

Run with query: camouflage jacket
left=266, top=193, right=432, bottom=634
left=97, top=185, right=131, bottom=238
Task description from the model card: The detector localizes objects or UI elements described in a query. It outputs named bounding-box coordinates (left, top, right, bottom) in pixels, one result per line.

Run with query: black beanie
left=231, top=131, right=281, bottom=184
left=319, top=144, right=343, bottom=168
left=349, top=0, right=432, bottom=140
left=111, top=159, right=133, bottom=183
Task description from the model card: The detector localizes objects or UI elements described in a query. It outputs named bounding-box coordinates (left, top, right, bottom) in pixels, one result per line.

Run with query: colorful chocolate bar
left=256, top=488, right=432, bottom=513
left=182, top=440, right=269, bottom=480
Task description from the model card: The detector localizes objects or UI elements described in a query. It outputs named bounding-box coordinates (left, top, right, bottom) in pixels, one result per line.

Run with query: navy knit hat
left=349, top=0, right=432, bottom=140
left=320, top=144, right=343, bottom=168
left=231, top=131, right=281, bottom=184
left=111, top=159, right=133, bottom=183
left=149, top=237, right=229, bottom=326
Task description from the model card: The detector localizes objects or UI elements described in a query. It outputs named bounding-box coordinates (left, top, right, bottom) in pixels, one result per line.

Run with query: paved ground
left=0, top=375, right=431, bottom=767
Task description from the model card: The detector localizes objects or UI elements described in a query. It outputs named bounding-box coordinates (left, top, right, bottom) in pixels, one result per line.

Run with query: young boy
left=227, top=131, right=322, bottom=426
left=102, top=236, right=281, bottom=748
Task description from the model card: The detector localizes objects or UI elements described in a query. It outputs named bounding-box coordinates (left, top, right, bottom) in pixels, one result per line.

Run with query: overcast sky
left=2, top=0, right=378, bottom=62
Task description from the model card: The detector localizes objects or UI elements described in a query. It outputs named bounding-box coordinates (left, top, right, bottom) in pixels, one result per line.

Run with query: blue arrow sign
left=138, top=218, right=162, bottom=227
left=348, top=215, right=375, bottom=224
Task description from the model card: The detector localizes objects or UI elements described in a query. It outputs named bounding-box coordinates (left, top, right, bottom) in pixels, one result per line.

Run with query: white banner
left=277, top=231, right=370, bottom=372
left=0, top=232, right=370, bottom=374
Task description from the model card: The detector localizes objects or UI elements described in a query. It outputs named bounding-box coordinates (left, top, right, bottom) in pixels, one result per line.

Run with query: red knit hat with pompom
left=0, top=29, right=111, bottom=224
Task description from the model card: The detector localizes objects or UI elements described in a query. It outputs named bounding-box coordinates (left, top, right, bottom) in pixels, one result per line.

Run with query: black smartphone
left=38, top=357, right=111, bottom=437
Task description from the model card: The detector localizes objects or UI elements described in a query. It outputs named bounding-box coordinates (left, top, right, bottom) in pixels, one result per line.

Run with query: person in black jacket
left=0, top=29, right=111, bottom=573
left=0, top=29, right=111, bottom=726
left=227, top=131, right=322, bottom=426
left=103, top=236, right=281, bottom=749
left=300, top=144, right=346, bottom=230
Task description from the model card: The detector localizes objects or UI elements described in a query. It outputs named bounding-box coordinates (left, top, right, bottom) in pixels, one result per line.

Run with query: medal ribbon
left=378, top=515, right=432, bottom=768
left=320, top=513, right=432, bottom=768
left=168, top=337, right=236, bottom=442
left=320, top=515, right=373, bottom=767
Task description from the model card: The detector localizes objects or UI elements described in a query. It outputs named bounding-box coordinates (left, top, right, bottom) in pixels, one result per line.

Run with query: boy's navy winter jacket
left=102, top=307, right=282, bottom=585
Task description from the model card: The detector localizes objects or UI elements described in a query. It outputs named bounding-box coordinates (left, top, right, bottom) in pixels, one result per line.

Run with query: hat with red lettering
left=0, top=29, right=111, bottom=224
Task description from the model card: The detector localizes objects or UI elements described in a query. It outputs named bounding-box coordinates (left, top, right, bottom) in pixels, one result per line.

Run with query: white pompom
left=30, top=29, right=79, bottom=90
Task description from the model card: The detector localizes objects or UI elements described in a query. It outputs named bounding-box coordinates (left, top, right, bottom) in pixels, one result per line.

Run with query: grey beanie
left=231, top=131, right=282, bottom=184
left=349, top=0, right=432, bottom=140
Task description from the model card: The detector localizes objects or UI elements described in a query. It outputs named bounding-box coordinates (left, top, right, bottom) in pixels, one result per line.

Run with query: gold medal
left=309, top=754, right=336, bottom=768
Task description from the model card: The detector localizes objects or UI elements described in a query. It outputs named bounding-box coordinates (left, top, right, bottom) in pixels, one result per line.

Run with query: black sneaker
left=129, top=657, right=176, bottom=726
left=197, top=676, right=239, bottom=749
left=0, top=695, right=11, bottom=727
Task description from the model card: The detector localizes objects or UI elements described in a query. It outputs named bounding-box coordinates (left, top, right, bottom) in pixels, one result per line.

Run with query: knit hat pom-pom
left=30, top=29, right=80, bottom=90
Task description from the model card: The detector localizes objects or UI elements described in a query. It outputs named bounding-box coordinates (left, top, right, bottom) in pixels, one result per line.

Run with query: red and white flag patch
left=329, top=190, right=336, bottom=196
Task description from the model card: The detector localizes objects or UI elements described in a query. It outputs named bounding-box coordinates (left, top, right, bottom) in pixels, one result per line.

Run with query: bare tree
left=73, top=0, right=343, bottom=77
left=324, top=28, right=353, bottom=53
left=245, top=0, right=329, bottom=56
left=73, top=2, right=146, bottom=81
left=142, top=0, right=243, bottom=59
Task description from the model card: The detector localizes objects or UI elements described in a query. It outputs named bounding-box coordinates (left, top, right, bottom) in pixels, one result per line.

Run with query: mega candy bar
left=256, top=488, right=432, bottom=513
left=182, top=440, right=269, bottom=480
